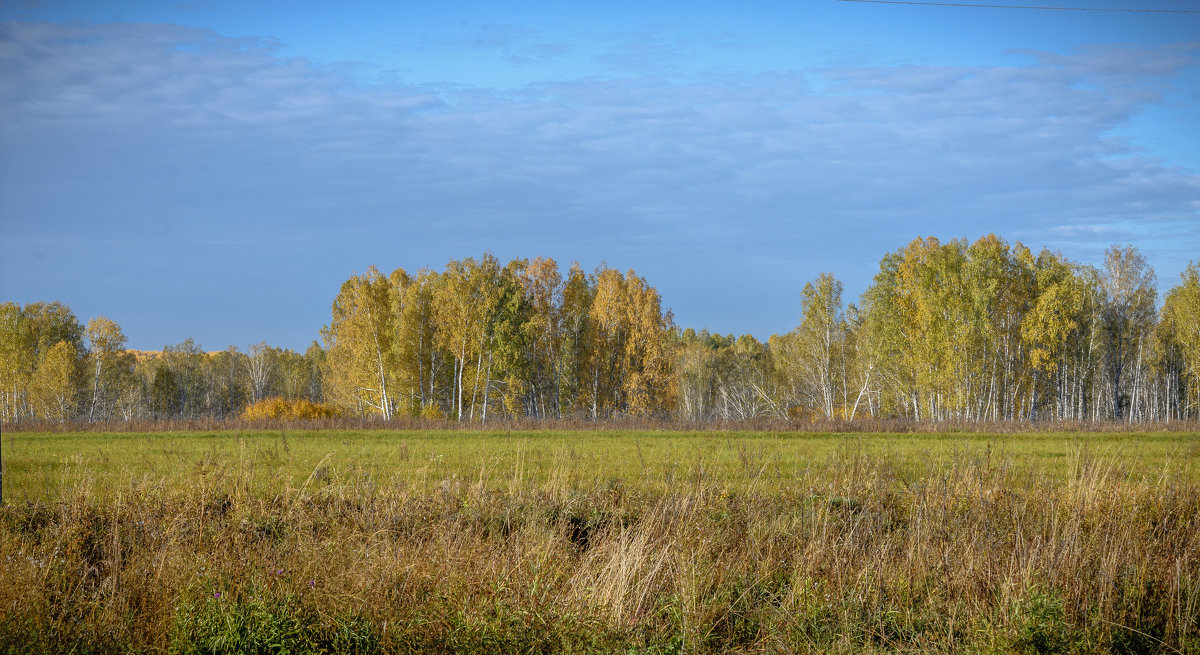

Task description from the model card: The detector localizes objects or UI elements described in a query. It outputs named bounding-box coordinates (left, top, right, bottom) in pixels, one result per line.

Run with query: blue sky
left=1, top=0, right=1198, bottom=351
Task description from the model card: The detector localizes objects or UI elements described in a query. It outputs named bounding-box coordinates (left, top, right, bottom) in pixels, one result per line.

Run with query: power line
left=837, top=0, right=1200, bottom=12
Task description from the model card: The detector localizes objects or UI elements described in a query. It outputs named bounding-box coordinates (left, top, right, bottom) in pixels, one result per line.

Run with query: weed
left=0, top=430, right=1197, bottom=653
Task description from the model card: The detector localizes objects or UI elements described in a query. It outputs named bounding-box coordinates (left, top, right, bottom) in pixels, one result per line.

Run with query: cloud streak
left=1, top=20, right=1197, bottom=348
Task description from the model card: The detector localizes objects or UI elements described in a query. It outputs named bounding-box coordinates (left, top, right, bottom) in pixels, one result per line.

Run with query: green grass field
left=7, top=429, right=1199, bottom=500
left=2, top=429, right=1198, bottom=653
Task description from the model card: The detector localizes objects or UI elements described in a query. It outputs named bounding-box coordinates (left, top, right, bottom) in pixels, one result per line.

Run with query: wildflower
left=214, top=592, right=221, bottom=599
left=309, top=580, right=315, bottom=587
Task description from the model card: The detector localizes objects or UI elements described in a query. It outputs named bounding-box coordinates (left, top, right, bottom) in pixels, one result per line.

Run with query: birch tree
left=85, top=317, right=127, bottom=419
left=1158, top=262, right=1200, bottom=417
left=796, top=273, right=845, bottom=419
left=323, top=267, right=398, bottom=419
left=31, top=340, right=78, bottom=421
left=1099, top=245, right=1156, bottom=420
left=0, top=303, right=34, bottom=422
left=246, top=341, right=275, bottom=403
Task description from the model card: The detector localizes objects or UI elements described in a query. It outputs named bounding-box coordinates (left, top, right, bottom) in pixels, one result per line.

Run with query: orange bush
left=242, top=397, right=342, bottom=421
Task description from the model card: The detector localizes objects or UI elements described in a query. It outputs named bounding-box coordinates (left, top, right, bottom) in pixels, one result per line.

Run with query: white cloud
left=1, top=20, right=1197, bottom=346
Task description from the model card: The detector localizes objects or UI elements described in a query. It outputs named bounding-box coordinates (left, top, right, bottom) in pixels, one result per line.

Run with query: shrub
left=1010, top=586, right=1072, bottom=654
left=419, top=404, right=445, bottom=420
left=242, top=398, right=341, bottom=422
left=169, top=590, right=379, bottom=655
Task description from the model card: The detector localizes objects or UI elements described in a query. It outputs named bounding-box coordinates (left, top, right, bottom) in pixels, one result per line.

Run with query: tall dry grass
left=1, top=446, right=1197, bottom=653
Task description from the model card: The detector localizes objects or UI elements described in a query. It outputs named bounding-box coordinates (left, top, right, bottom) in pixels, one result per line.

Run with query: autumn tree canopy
left=3, top=239, right=1198, bottom=424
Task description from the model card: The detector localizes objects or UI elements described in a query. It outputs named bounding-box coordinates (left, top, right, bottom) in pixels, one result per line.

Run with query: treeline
left=3, top=236, right=1198, bottom=425
left=323, top=255, right=674, bottom=421
left=766, top=237, right=1200, bottom=423
left=0, top=306, right=325, bottom=423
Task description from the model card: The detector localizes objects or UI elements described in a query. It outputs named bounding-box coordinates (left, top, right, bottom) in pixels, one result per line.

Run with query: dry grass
left=1, top=432, right=1197, bottom=653
left=6, top=415, right=1199, bottom=434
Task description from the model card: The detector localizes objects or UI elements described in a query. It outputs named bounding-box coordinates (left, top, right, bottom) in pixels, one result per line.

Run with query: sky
left=1, top=0, right=1198, bottom=351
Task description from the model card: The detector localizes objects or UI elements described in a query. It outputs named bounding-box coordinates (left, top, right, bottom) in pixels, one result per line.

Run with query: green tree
left=518, top=257, right=565, bottom=418
left=1099, top=245, right=1156, bottom=420
left=151, top=367, right=181, bottom=418
left=206, top=346, right=247, bottom=418
left=24, top=301, right=85, bottom=358
left=1021, top=250, right=1087, bottom=419
left=392, top=269, right=444, bottom=416
left=303, top=342, right=326, bottom=404
left=434, top=258, right=485, bottom=421
left=0, top=302, right=86, bottom=422
left=796, top=273, right=846, bottom=419
left=1158, top=262, right=1200, bottom=417
left=675, top=329, right=718, bottom=420
left=85, top=316, right=127, bottom=419
left=160, top=339, right=205, bottom=418
left=31, top=340, right=78, bottom=421
left=0, top=302, right=34, bottom=422
left=559, top=263, right=593, bottom=416
left=246, top=341, right=276, bottom=402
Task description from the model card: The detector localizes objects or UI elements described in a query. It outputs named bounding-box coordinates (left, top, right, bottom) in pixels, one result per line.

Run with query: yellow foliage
left=243, top=397, right=341, bottom=421
left=787, top=406, right=813, bottom=421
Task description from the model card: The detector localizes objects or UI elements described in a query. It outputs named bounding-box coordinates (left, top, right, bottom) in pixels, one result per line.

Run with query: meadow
left=1, top=429, right=1197, bottom=653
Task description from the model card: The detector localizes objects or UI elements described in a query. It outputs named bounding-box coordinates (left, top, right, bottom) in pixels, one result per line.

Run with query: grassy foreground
left=1, top=430, right=1198, bottom=653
